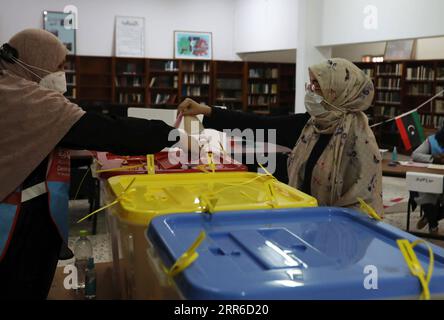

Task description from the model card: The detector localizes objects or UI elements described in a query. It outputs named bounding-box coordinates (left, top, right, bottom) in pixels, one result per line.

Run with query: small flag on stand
left=395, top=111, right=425, bottom=151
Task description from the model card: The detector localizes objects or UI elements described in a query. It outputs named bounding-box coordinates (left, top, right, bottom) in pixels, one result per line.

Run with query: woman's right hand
left=178, top=98, right=212, bottom=117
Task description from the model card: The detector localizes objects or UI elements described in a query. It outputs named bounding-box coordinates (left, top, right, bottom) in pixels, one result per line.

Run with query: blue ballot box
left=146, top=207, right=444, bottom=300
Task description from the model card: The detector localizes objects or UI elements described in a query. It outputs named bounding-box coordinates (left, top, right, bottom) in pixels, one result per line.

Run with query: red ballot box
left=95, top=151, right=248, bottom=179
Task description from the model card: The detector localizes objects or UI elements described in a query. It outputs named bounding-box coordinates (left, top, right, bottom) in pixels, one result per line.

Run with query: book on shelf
left=376, top=92, right=401, bottom=104
left=248, top=95, right=277, bottom=106
left=183, top=74, right=210, bottom=85
left=118, top=92, right=144, bottom=104
left=164, top=60, right=178, bottom=72
left=437, top=67, right=444, bottom=80
left=376, top=63, right=403, bottom=76
left=435, top=100, right=444, bottom=114
left=115, top=76, right=143, bottom=87
left=250, top=83, right=278, bottom=94
left=406, top=66, right=435, bottom=80
left=362, top=68, right=374, bottom=78
left=149, top=75, right=178, bottom=89
left=374, top=106, right=397, bottom=118
left=182, top=86, right=208, bottom=96
left=437, top=85, right=444, bottom=96
left=249, top=68, right=279, bottom=79
left=118, top=63, right=140, bottom=75
left=406, top=83, right=433, bottom=96
left=420, top=114, right=444, bottom=129
left=182, top=62, right=210, bottom=72
left=154, top=93, right=175, bottom=105
left=376, top=78, right=400, bottom=89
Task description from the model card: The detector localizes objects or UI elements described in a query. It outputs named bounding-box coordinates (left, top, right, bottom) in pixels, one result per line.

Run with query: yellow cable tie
left=167, top=231, right=206, bottom=277
left=207, top=152, right=216, bottom=173
left=265, top=180, right=278, bottom=208
left=146, top=154, right=156, bottom=175
left=198, top=194, right=218, bottom=214
left=357, top=198, right=383, bottom=221
left=257, top=162, right=275, bottom=179
left=77, top=177, right=137, bottom=223
left=397, top=239, right=434, bottom=300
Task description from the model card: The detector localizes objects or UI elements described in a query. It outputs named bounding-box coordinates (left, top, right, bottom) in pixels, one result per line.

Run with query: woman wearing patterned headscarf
left=178, top=58, right=383, bottom=213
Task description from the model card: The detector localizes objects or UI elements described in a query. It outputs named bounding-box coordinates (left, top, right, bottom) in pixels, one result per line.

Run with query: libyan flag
left=395, top=111, right=425, bottom=151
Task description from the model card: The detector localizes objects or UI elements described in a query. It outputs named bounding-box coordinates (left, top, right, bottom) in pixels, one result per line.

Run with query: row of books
left=216, top=91, right=242, bottom=101
left=153, top=93, right=177, bottom=105
left=376, top=78, right=401, bottom=90
left=374, top=106, right=397, bottom=118
left=362, top=68, right=374, bottom=78
left=183, top=74, right=210, bottom=85
left=248, top=95, right=278, bottom=106
left=116, top=63, right=143, bottom=75
left=376, top=64, right=403, bottom=76
left=376, top=92, right=401, bottom=104
left=406, top=66, right=435, bottom=81
left=250, top=83, right=278, bottom=94
left=436, top=100, right=444, bottom=114
left=249, top=68, right=279, bottom=79
left=115, top=76, right=144, bottom=87
left=420, top=114, right=444, bottom=129
left=118, top=93, right=144, bottom=104
left=149, top=75, right=178, bottom=89
left=182, top=62, right=210, bottom=72
left=66, top=74, right=76, bottom=86
left=216, top=79, right=242, bottom=90
left=181, top=86, right=208, bottom=97
left=437, top=86, right=444, bottom=95
left=150, top=60, right=178, bottom=72
left=438, top=67, right=444, bottom=80
left=406, top=83, right=433, bottom=96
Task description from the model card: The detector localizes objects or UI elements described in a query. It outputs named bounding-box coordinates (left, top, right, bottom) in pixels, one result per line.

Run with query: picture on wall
left=384, top=39, right=416, bottom=61
left=43, top=11, right=76, bottom=54
left=174, top=31, right=212, bottom=60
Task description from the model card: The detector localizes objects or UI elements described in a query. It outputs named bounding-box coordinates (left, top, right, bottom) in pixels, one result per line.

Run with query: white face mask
left=305, top=91, right=328, bottom=117
left=39, top=71, right=67, bottom=94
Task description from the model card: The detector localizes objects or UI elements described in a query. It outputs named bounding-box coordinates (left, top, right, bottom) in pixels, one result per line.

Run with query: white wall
left=332, top=37, right=444, bottom=61
left=320, top=0, right=444, bottom=46
left=234, top=0, right=298, bottom=54
left=0, top=0, right=238, bottom=60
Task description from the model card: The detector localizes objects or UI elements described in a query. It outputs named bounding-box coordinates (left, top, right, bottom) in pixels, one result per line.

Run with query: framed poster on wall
left=43, top=11, right=76, bottom=54
left=384, top=39, right=416, bottom=61
left=115, top=16, right=145, bottom=57
left=174, top=31, right=213, bottom=60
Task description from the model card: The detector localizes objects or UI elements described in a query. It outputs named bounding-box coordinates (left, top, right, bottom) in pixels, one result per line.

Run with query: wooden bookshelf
left=355, top=59, right=444, bottom=152
left=213, top=61, right=245, bottom=111
left=63, top=55, right=296, bottom=115
left=247, top=62, right=279, bottom=115
left=148, top=59, right=179, bottom=108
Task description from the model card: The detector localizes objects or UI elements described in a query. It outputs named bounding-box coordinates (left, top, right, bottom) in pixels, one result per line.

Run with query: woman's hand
left=178, top=98, right=212, bottom=117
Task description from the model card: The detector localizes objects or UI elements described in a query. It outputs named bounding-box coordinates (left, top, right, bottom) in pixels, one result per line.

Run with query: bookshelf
left=247, top=62, right=279, bottom=114
left=64, top=55, right=77, bottom=101
left=213, top=61, right=245, bottom=111
left=76, top=56, right=113, bottom=104
left=148, top=59, right=179, bottom=108
left=63, top=56, right=296, bottom=115
left=179, top=60, right=211, bottom=106
left=278, top=64, right=296, bottom=115
left=354, top=59, right=444, bottom=152
left=114, top=57, right=146, bottom=106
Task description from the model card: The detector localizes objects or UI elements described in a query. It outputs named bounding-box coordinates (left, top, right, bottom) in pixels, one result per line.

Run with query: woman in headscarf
left=178, top=58, right=383, bottom=213
left=0, top=29, right=187, bottom=299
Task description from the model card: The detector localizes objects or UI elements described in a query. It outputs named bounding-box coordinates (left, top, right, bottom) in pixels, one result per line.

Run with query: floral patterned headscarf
left=288, top=58, right=383, bottom=213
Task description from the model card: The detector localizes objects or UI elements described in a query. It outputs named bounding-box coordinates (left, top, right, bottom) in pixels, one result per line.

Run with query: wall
left=234, top=0, right=298, bottom=54
left=332, top=37, right=444, bottom=61
left=0, top=0, right=238, bottom=60
left=319, top=0, right=444, bottom=46
left=238, top=49, right=296, bottom=63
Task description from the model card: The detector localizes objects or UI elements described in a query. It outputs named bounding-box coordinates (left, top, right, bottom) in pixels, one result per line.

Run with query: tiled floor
left=62, top=174, right=444, bottom=267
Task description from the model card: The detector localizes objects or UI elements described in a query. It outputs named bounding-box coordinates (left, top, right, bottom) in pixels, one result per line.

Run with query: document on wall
left=115, top=16, right=145, bottom=57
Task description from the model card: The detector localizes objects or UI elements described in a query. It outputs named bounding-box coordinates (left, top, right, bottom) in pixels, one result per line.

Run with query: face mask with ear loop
left=304, top=83, right=344, bottom=117
left=0, top=43, right=67, bottom=94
